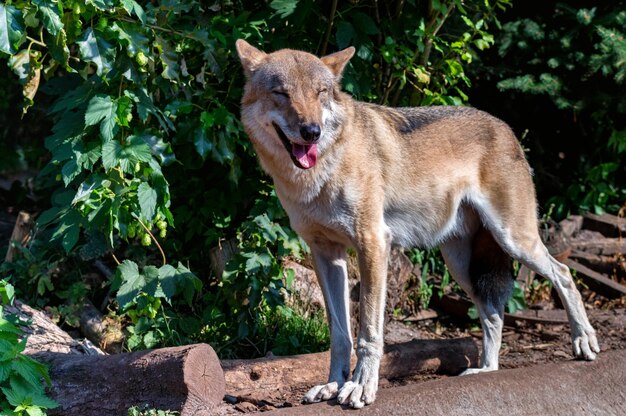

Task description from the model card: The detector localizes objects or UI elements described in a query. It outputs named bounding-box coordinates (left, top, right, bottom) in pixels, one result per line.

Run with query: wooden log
left=209, top=238, right=238, bottom=278
left=433, top=292, right=570, bottom=325
left=221, top=337, right=478, bottom=396
left=582, top=212, right=626, bottom=238
left=569, top=235, right=626, bottom=256
left=569, top=250, right=626, bottom=279
left=565, top=259, right=626, bottom=299
left=4, top=300, right=100, bottom=357
left=504, top=309, right=568, bottom=326
left=269, top=349, right=626, bottom=416
left=4, top=211, right=31, bottom=262
left=559, top=215, right=583, bottom=238
left=42, top=344, right=225, bottom=416
left=78, top=300, right=124, bottom=353
left=7, top=301, right=225, bottom=415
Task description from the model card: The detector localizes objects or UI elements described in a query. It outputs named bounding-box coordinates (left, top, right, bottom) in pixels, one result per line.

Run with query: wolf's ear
left=321, top=47, right=355, bottom=79
left=235, top=39, right=267, bottom=77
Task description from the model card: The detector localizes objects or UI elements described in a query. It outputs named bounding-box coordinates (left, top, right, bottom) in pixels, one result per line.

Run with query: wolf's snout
left=300, top=123, right=321, bottom=142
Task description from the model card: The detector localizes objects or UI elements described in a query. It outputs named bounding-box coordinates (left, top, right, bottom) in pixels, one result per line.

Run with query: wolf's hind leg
left=499, top=235, right=600, bottom=360
left=441, top=225, right=512, bottom=374
left=302, top=242, right=353, bottom=404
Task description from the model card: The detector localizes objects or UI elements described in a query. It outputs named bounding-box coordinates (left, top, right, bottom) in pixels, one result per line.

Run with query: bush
left=468, top=2, right=626, bottom=218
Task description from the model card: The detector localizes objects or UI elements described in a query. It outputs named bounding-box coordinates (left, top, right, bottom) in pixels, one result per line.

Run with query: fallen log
left=4, top=300, right=98, bottom=356
left=569, top=235, right=626, bottom=256
left=6, top=302, right=224, bottom=415
left=221, top=337, right=478, bottom=396
left=569, top=250, right=626, bottom=281
left=267, top=349, right=626, bottom=415
left=559, top=215, right=583, bottom=238
left=42, top=343, right=225, bottom=416
left=78, top=300, right=124, bottom=353
left=433, top=292, right=571, bottom=325
left=582, top=212, right=626, bottom=238
left=565, top=259, right=626, bottom=299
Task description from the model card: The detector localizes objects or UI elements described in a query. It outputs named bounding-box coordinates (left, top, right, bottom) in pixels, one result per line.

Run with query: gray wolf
left=235, top=39, right=599, bottom=409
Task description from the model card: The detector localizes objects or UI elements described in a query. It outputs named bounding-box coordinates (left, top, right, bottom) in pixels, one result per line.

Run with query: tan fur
left=235, top=39, right=599, bottom=408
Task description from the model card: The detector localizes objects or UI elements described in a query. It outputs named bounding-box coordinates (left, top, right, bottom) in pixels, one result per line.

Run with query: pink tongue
left=292, top=143, right=318, bottom=169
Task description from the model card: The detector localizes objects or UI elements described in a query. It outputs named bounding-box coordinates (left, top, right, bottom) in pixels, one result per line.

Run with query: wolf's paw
left=572, top=326, right=600, bottom=361
left=336, top=379, right=378, bottom=409
left=302, top=381, right=341, bottom=404
left=459, top=366, right=497, bottom=376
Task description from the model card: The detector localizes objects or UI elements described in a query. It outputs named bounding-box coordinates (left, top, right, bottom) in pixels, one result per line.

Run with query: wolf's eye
left=272, top=90, right=289, bottom=99
left=318, top=88, right=328, bottom=95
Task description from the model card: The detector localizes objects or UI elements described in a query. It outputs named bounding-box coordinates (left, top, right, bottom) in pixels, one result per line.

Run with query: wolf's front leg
left=336, top=227, right=390, bottom=408
left=302, top=242, right=353, bottom=404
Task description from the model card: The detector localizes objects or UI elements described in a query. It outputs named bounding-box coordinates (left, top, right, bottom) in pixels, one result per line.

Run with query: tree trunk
left=42, top=344, right=225, bottom=416
left=222, top=337, right=478, bottom=396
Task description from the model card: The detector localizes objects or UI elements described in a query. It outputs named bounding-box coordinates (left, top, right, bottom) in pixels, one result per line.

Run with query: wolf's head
left=236, top=39, right=355, bottom=170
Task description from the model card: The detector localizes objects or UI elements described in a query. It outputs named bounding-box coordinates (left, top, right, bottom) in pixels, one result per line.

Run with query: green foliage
left=474, top=4, right=626, bottom=218
left=0, top=281, right=57, bottom=416
left=0, top=0, right=511, bottom=358
left=127, top=405, right=178, bottom=416
left=259, top=305, right=330, bottom=357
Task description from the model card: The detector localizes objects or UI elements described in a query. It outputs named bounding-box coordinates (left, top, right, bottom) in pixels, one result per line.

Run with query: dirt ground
left=220, top=294, right=625, bottom=414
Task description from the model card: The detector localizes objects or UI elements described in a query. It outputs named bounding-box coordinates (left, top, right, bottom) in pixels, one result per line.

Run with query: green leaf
left=270, top=0, right=299, bottom=18
left=0, top=4, right=25, bottom=55
left=158, top=263, right=201, bottom=305
left=50, top=209, right=82, bottom=253
left=137, top=182, right=157, bottom=221
left=86, top=0, right=115, bottom=10
left=61, top=223, right=80, bottom=253
left=0, top=319, right=21, bottom=335
left=77, top=27, right=115, bottom=77
left=142, top=331, right=158, bottom=348
left=0, top=360, right=11, bottom=383
left=141, top=133, right=176, bottom=165
left=85, top=94, right=118, bottom=142
left=124, top=88, right=175, bottom=132
left=25, top=405, right=45, bottom=416
left=110, top=21, right=149, bottom=57
left=36, top=207, right=63, bottom=226
left=61, top=158, right=81, bottom=186
left=115, top=96, right=133, bottom=127
left=33, top=0, right=63, bottom=36
left=155, top=36, right=179, bottom=80
left=336, top=21, right=356, bottom=49
left=157, top=264, right=177, bottom=302
left=116, top=260, right=143, bottom=309
left=101, top=140, right=122, bottom=171
left=142, top=266, right=160, bottom=297
left=352, top=11, right=379, bottom=35
left=12, top=356, right=49, bottom=391
left=47, top=29, right=71, bottom=69
left=121, top=0, right=146, bottom=24
left=194, top=128, right=212, bottom=159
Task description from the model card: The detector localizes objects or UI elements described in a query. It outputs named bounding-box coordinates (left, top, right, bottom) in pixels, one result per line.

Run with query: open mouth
left=272, top=122, right=318, bottom=170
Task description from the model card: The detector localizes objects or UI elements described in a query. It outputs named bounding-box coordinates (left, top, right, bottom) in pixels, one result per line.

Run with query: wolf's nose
left=300, top=123, right=321, bottom=142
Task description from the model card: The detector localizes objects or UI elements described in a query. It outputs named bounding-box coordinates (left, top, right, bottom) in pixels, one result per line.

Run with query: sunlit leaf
left=0, top=4, right=24, bottom=55
left=33, top=0, right=63, bottom=36
left=77, top=27, right=115, bottom=77
left=85, top=94, right=118, bottom=142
